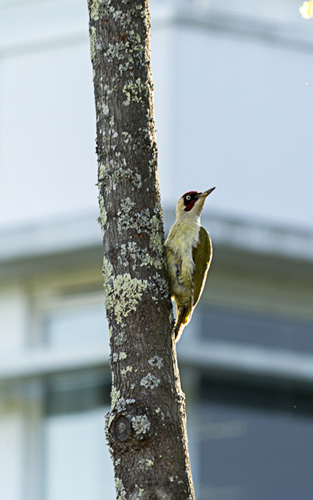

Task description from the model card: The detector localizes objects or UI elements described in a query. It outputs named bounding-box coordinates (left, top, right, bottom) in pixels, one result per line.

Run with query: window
left=33, top=291, right=114, bottom=499
left=201, top=305, right=313, bottom=355
left=43, top=303, right=107, bottom=348
left=4, top=284, right=312, bottom=500
left=197, top=378, right=313, bottom=500
left=43, top=372, right=115, bottom=500
left=31, top=289, right=109, bottom=351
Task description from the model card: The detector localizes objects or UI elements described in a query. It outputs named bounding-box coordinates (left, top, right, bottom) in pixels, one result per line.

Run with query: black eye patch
left=183, top=191, right=198, bottom=208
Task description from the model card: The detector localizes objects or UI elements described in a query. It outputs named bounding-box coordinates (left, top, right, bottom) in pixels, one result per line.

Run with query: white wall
left=1, top=0, right=312, bottom=233
left=0, top=40, right=97, bottom=227
left=164, top=25, right=313, bottom=228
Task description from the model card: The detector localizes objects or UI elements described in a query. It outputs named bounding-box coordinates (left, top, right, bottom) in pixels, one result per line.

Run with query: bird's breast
left=165, top=219, right=200, bottom=295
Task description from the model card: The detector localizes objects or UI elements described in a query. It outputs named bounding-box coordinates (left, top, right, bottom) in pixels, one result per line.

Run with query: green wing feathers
left=192, top=227, right=212, bottom=308
left=166, top=225, right=212, bottom=341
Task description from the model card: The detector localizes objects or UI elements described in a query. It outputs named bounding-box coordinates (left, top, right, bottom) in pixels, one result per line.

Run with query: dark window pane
left=202, top=306, right=313, bottom=355
left=197, top=378, right=313, bottom=500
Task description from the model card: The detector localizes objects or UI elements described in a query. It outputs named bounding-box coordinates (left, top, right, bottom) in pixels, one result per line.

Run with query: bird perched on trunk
left=165, top=188, right=215, bottom=341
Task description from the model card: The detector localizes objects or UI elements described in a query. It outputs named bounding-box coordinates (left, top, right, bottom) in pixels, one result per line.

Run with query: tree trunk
left=87, top=1, right=195, bottom=498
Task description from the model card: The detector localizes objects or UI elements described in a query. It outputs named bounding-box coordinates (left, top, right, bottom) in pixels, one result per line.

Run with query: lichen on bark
left=87, top=0, right=195, bottom=498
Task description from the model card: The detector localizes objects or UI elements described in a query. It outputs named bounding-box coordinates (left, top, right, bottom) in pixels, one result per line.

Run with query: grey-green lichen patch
left=121, top=365, right=133, bottom=375
left=98, top=155, right=143, bottom=190
left=102, top=255, right=113, bottom=287
left=115, top=478, right=126, bottom=500
left=108, top=6, right=123, bottom=21
left=138, top=458, right=154, bottom=468
left=102, top=256, right=148, bottom=324
left=118, top=241, right=163, bottom=271
left=89, top=0, right=108, bottom=22
left=130, top=486, right=147, bottom=500
left=131, top=415, right=150, bottom=435
left=111, top=386, right=121, bottom=409
left=89, top=25, right=97, bottom=61
left=123, top=90, right=131, bottom=107
left=101, top=102, right=109, bottom=116
left=112, top=274, right=148, bottom=324
left=141, top=254, right=162, bottom=270
left=149, top=274, right=169, bottom=302
left=148, top=355, right=163, bottom=369
left=112, top=396, right=136, bottom=414
left=122, top=130, right=130, bottom=142
left=149, top=215, right=163, bottom=255
left=108, top=395, right=132, bottom=426
left=117, top=198, right=136, bottom=231
left=98, top=192, right=107, bottom=236
left=107, top=40, right=129, bottom=63
left=116, top=207, right=165, bottom=270
left=109, top=115, right=115, bottom=127
left=118, top=205, right=149, bottom=233
left=131, top=487, right=145, bottom=500
left=114, top=331, right=126, bottom=346
left=117, top=200, right=155, bottom=233
left=112, top=351, right=127, bottom=364
left=118, top=242, right=135, bottom=268
left=123, top=77, right=147, bottom=106
left=140, top=373, right=160, bottom=389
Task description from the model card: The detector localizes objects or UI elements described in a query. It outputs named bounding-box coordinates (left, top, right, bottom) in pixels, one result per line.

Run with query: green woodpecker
left=165, top=188, right=215, bottom=341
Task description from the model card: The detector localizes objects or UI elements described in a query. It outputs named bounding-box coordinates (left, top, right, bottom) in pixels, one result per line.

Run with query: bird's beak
left=198, top=187, right=216, bottom=199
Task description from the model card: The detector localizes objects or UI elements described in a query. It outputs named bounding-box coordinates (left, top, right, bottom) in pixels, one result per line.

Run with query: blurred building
left=1, top=1, right=313, bottom=499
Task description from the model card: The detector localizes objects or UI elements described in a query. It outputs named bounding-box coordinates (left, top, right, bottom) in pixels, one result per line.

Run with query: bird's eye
left=185, top=195, right=191, bottom=201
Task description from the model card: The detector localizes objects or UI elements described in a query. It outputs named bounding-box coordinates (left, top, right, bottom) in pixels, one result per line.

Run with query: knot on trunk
left=112, top=414, right=131, bottom=441
left=107, top=400, right=152, bottom=451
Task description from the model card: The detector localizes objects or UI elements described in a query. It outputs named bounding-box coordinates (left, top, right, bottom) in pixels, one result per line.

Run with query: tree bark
left=87, top=1, right=195, bottom=498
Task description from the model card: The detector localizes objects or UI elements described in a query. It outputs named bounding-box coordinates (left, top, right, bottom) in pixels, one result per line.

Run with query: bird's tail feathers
left=174, top=306, right=191, bottom=342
